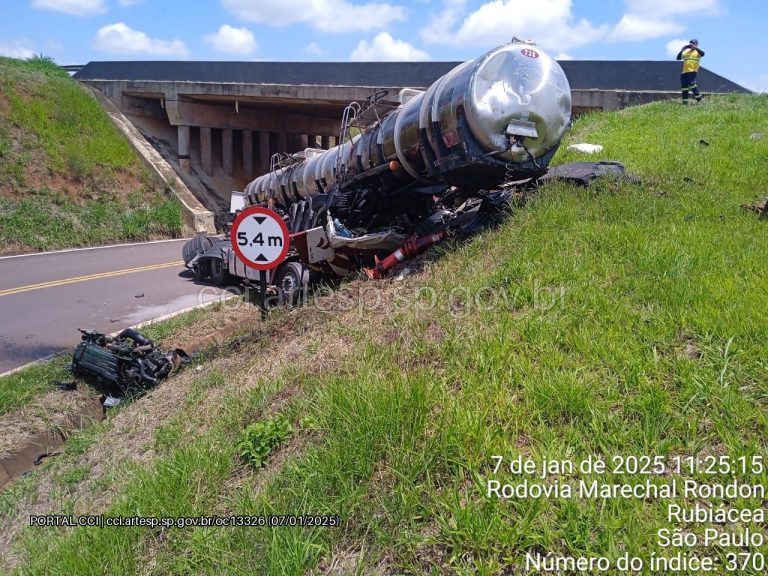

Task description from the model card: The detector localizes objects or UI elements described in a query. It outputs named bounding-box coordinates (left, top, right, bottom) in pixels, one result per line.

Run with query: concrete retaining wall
left=84, top=86, right=216, bottom=235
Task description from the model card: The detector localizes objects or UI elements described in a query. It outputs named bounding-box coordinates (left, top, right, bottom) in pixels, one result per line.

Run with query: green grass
left=0, top=55, right=183, bottom=251
left=7, top=94, right=768, bottom=574
left=138, top=302, right=228, bottom=342
left=1, top=57, right=136, bottom=177
left=0, top=353, right=72, bottom=416
left=0, top=193, right=182, bottom=251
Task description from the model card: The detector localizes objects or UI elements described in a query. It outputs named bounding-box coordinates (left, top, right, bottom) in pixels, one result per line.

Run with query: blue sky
left=1, top=0, right=765, bottom=91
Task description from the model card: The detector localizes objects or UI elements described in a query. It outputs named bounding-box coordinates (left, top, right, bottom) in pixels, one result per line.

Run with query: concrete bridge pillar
left=259, top=131, right=270, bottom=173
left=277, top=132, right=288, bottom=155
left=200, top=126, right=212, bottom=176
left=321, top=135, right=330, bottom=149
left=299, top=134, right=309, bottom=150
left=222, top=128, right=233, bottom=176
left=178, top=125, right=191, bottom=172
left=242, top=129, right=253, bottom=178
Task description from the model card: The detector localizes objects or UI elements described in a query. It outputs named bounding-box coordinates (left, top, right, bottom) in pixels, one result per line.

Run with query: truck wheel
left=209, top=258, right=233, bottom=285
left=193, top=260, right=211, bottom=280
left=275, top=261, right=309, bottom=306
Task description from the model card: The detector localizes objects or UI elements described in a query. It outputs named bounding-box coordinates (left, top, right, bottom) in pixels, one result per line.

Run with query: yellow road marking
left=0, top=260, right=184, bottom=297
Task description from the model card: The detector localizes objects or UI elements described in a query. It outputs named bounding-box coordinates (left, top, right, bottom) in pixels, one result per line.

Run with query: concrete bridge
left=74, top=60, right=748, bottom=232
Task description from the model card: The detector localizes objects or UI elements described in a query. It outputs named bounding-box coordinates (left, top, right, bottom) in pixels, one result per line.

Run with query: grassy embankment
left=0, top=55, right=182, bottom=254
left=2, top=94, right=767, bottom=574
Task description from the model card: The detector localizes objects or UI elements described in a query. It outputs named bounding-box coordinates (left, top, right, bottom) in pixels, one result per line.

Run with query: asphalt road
left=0, top=239, right=225, bottom=374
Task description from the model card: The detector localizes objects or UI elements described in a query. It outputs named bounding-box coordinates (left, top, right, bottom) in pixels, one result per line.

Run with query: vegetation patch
left=237, top=414, right=294, bottom=468
left=0, top=55, right=182, bottom=253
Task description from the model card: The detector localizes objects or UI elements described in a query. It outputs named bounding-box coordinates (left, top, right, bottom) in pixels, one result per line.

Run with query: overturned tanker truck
left=183, top=40, right=572, bottom=295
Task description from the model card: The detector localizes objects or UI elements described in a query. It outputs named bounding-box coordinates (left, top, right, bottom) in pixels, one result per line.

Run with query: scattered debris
left=567, top=143, right=604, bottom=154
left=538, top=161, right=640, bottom=186
left=134, top=293, right=145, bottom=298
left=71, top=328, right=189, bottom=395
left=699, top=139, right=710, bottom=146
left=33, top=451, right=60, bottom=466
left=52, top=380, right=77, bottom=392
left=741, top=198, right=768, bottom=218
left=365, top=232, right=447, bottom=280
left=749, top=132, right=764, bottom=140
left=394, top=267, right=414, bottom=281
left=102, top=395, right=122, bottom=408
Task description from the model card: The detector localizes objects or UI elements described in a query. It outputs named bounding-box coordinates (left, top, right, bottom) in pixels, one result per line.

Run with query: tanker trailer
left=184, top=40, right=571, bottom=289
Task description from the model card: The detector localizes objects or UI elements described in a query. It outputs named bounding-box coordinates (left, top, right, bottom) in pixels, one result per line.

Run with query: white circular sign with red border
left=230, top=207, right=290, bottom=270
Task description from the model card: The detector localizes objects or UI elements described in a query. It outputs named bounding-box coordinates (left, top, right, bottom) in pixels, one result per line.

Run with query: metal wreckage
left=70, top=328, right=189, bottom=396
left=182, top=40, right=581, bottom=299
left=75, top=42, right=629, bottom=393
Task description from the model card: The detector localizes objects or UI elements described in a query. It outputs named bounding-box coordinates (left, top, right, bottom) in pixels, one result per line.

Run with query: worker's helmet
left=689, top=38, right=699, bottom=45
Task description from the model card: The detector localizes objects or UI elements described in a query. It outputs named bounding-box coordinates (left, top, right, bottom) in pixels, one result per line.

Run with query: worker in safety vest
left=676, top=39, right=705, bottom=104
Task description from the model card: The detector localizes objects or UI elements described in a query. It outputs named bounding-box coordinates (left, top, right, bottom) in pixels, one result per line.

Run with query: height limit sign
left=231, top=207, right=290, bottom=270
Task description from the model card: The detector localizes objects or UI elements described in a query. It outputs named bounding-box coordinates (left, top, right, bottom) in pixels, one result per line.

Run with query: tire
left=209, top=258, right=233, bottom=285
left=193, top=260, right=212, bottom=280
left=274, top=261, right=309, bottom=306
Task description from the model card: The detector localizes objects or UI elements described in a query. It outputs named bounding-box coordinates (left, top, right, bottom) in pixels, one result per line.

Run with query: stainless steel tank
left=302, top=154, right=322, bottom=198
left=337, top=134, right=360, bottom=177
left=292, top=163, right=307, bottom=198
left=244, top=41, right=571, bottom=202
left=278, top=166, right=294, bottom=199
left=319, top=146, right=340, bottom=186
left=394, top=91, right=428, bottom=180
left=434, top=43, right=571, bottom=162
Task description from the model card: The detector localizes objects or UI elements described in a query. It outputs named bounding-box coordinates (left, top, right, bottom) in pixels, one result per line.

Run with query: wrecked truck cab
left=183, top=219, right=310, bottom=306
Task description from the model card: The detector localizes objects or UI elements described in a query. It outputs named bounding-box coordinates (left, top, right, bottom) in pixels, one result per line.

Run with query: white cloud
left=305, top=42, right=327, bottom=57
left=0, top=41, right=36, bottom=59
left=204, top=25, right=257, bottom=55
left=93, top=23, right=189, bottom=57
left=555, top=52, right=573, bottom=60
left=222, top=0, right=405, bottom=33
left=624, top=0, right=722, bottom=18
left=665, top=38, right=690, bottom=57
left=350, top=33, right=430, bottom=61
left=118, top=0, right=144, bottom=5
left=610, top=14, right=683, bottom=42
left=420, top=0, right=607, bottom=52
left=30, top=0, right=106, bottom=16
left=610, top=0, right=723, bottom=42
left=420, top=0, right=466, bottom=44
